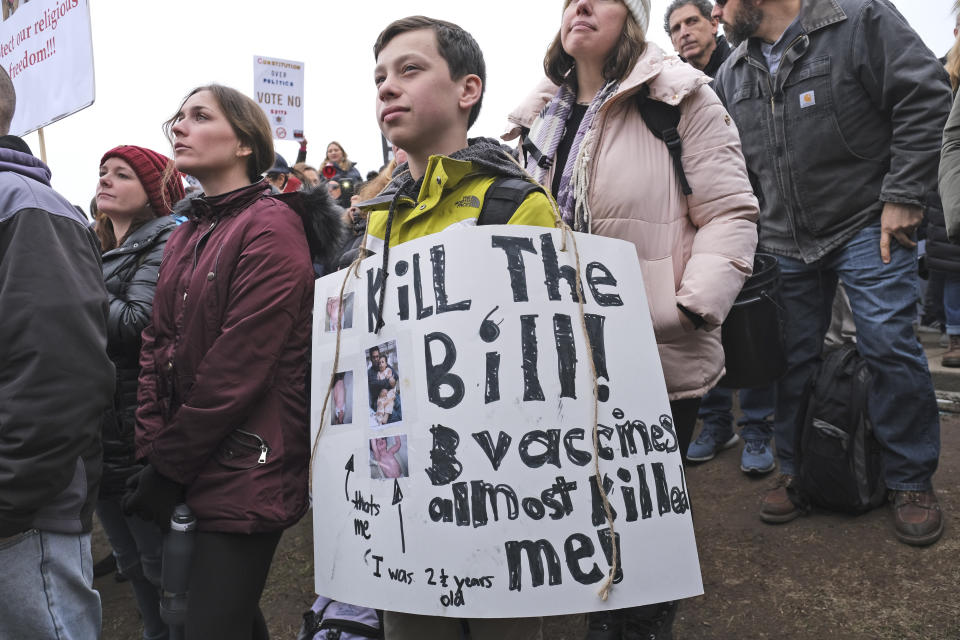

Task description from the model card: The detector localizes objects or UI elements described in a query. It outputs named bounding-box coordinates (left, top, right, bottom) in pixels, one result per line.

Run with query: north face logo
left=455, top=195, right=481, bottom=209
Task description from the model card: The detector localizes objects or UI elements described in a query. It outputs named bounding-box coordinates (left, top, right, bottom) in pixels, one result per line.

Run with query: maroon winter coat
left=136, top=181, right=317, bottom=533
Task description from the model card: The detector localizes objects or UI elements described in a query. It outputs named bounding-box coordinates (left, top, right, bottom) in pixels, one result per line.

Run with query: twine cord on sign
left=511, top=149, right=616, bottom=599
left=555, top=206, right=617, bottom=601
left=310, top=153, right=616, bottom=600
left=309, top=261, right=357, bottom=491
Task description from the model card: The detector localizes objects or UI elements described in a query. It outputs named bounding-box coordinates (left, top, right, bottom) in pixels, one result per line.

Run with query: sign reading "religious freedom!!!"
left=0, top=0, right=94, bottom=136
left=310, top=226, right=703, bottom=617
left=252, top=55, right=304, bottom=141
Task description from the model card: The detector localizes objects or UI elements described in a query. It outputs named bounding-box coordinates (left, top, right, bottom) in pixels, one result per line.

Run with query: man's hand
left=880, top=202, right=923, bottom=264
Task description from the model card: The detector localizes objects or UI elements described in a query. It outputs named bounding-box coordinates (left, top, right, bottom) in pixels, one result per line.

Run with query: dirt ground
left=96, top=414, right=960, bottom=640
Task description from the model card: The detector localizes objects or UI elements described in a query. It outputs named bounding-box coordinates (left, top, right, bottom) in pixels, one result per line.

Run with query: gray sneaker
left=740, top=437, right=775, bottom=475
left=687, top=424, right=739, bottom=462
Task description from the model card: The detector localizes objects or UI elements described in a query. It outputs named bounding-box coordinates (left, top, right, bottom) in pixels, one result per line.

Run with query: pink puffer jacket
left=505, top=43, right=759, bottom=400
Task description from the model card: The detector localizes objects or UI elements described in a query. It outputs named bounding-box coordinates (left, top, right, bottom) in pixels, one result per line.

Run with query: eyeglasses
left=715, top=0, right=727, bottom=5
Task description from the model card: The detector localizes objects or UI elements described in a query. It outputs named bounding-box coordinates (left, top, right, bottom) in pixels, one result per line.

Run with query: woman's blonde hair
left=947, top=37, right=960, bottom=92
left=357, top=160, right=397, bottom=201
left=948, top=8, right=960, bottom=92
left=325, top=140, right=351, bottom=171
left=543, top=0, right=647, bottom=90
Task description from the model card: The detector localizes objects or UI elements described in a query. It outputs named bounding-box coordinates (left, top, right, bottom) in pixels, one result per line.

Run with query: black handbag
left=718, top=253, right=788, bottom=388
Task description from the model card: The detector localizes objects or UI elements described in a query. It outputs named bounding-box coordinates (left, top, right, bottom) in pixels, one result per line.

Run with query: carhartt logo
left=800, top=91, right=816, bottom=108
left=455, top=195, right=481, bottom=209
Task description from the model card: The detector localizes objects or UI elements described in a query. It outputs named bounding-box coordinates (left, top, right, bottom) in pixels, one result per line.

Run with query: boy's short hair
left=373, top=15, right=486, bottom=128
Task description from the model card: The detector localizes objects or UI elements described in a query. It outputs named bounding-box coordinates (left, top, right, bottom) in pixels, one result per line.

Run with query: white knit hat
left=622, top=0, right=651, bottom=33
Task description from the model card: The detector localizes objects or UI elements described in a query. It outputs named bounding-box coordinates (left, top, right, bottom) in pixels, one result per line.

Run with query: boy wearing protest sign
left=361, top=14, right=558, bottom=640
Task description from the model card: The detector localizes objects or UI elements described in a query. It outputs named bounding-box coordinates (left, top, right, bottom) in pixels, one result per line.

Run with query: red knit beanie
left=100, top=145, right=186, bottom=215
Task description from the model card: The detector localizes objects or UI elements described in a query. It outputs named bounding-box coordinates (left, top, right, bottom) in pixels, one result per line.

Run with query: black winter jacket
left=99, top=216, right=177, bottom=498
left=924, top=191, right=960, bottom=275
left=0, top=136, right=114, bottom=537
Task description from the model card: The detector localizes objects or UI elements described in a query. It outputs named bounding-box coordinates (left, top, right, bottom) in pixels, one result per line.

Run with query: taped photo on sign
left=365, top=341, right=402, bottom=429
left=325, top=292, right=354, bottom=332
left=369, top=435, right=408, bottom=480
left=330, top=371, right=353, bottom=426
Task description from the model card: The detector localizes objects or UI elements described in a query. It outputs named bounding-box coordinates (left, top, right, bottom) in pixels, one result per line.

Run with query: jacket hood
left=277, top=183, right=347, bottom=273
left=377, top=137, right=529, bottom=201
left=0, top=136, right=52, bottom=185
left=504, top=42, right=709, bottom=139
left=173, top=179, right=345, bottom=274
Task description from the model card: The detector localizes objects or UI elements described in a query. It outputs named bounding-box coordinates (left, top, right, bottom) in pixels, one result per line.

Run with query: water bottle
left=161, top=504, right=196, bottom=637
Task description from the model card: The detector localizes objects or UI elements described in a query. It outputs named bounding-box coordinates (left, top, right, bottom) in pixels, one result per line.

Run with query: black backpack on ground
left=792, top=343, right=886, bottom=514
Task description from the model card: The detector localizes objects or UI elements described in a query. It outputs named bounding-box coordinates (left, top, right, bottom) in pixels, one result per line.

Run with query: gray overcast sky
left=15, top=0, right=958, bottom=210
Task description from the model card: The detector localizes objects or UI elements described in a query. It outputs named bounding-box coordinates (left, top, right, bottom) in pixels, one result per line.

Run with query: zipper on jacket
left=744, top=33, right=809, bottom=252
left=192, top=221, right=218, bottom=270
left=747, top=33, right=807, bottom=118
left=237, top=428, right=269, bottom=464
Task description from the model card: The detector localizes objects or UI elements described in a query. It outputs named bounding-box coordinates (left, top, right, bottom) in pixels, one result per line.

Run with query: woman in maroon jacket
left=122, top=84, right=339, bottom=640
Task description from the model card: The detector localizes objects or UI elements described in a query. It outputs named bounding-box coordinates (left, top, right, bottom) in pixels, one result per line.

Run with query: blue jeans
left=0, top=529, right=101, bottom=640
left=698, top=385, right=775, bottom=439
left=774, top=223, right=940, bottom=490
left=97, top=498, right=168, bottom=640
left=942, top=273, right=960, bottom=336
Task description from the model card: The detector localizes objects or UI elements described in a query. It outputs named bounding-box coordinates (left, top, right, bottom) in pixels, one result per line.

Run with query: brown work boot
left=760, top=474, right=800, bottom=524
left=891, top=489, right=944, bottom=546
left=942, top=335, right=960, bottom=367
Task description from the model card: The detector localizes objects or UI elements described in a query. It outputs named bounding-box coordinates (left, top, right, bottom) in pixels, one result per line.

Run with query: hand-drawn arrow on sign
left=344, top=454, right=355, bottom=501
left=393, top=479, right=406, bottom=554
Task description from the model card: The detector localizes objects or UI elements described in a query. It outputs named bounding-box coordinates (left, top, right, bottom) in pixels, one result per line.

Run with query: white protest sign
left=1, top=0, right=94, bottom=136
left=310, top=226, right=702, bottom=618
left=252, top=55, right=304, bottom=141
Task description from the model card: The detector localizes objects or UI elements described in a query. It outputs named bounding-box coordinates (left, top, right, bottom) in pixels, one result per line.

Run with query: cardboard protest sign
left=310, top=226, right=703, bottom=617
left=0, top=0, right=94, bottom=136
left=253, top=55, right=304, bottom=141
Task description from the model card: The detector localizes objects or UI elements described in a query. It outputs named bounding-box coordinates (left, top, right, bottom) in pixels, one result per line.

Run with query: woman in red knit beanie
left=94, top=144, right=184, bottom=640
left=95, top=145, right=185, bottom=251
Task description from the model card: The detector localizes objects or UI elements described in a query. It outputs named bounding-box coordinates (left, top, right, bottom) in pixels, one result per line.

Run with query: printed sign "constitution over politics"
left=253, top=54, right=303, bottom=141
left=310, top=226, right=703, bottom=617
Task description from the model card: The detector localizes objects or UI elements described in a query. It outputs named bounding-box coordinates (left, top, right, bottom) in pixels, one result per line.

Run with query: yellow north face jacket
left=362, top=153, right=558, bottom=253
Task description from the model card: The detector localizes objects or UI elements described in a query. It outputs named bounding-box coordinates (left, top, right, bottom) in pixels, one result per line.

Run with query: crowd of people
left=0, top=0, right=954, bottom=639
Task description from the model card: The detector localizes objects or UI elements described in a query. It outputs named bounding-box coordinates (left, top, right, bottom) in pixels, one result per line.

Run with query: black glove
left=120, top=464, right=185, bottom=531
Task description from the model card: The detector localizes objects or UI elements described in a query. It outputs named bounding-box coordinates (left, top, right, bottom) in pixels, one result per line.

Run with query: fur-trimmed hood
left=172, top=180, right=346, bottom=277
left=278, top=184, right=347, bottom=276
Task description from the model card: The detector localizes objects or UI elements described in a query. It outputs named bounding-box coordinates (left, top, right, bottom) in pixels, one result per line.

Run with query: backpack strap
left=476, top=177, right=545, bottom=226
left=635, top=86, right=692, bottom=196
left=516, top=125, right=555, bottom=171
